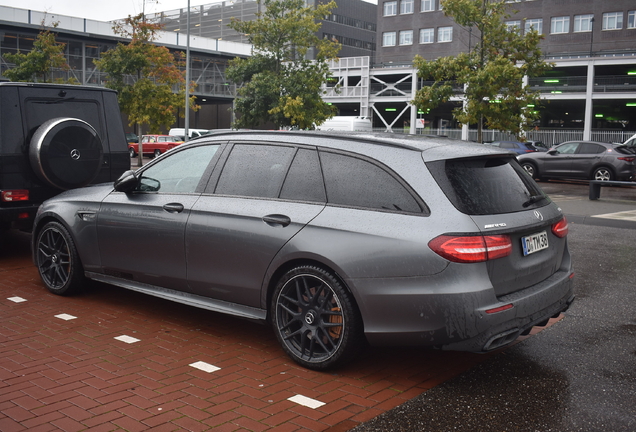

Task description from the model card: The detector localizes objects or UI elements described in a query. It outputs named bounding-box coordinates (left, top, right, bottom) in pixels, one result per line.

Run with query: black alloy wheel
left=154, top=149, right=162, bottom=158
left=272, top=266, right=363, bottom=370
left=36, top=221, right=84, bottom=295
left=129, top=147, right=136, bottom=158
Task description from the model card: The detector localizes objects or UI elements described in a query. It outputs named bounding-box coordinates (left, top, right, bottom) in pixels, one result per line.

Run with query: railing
left=383, top=128, right=636, bottom=146
left=527, top=75, right=636, bottom=93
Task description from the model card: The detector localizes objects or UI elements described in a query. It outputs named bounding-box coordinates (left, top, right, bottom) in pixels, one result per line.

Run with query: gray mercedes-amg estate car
left=32, top=131, right=574, bottom=369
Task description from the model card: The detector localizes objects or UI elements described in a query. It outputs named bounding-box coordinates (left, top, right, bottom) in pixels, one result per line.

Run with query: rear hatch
left=427, top=155, right=569, bottom=297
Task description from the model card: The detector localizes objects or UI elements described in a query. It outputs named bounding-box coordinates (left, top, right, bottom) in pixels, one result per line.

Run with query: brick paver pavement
left=1, top=229, right=552, bottom=431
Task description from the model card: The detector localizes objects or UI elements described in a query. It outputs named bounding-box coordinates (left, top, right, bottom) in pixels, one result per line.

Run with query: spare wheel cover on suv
left=29, top=117, right=104, bottom=190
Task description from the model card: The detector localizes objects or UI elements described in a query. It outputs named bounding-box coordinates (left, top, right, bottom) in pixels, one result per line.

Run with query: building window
left=383, top=31, right=396, bottom=46
left=602, top=12, right=623, bottom=30
left=628, top=11, right=636, bottom=29
left=399, top=30, right=413, bottom=45
left=400, top=0, right=414, bottom=14
left=383, top=1, right=397, bottom=16
left=421, top=0, right=434, bottom=12
left=551, top=16, right=570, bottom=34
left=505, top=20, right=521, bottom=33
left=525, top=18, right=543, bottom=34
left=420, top=28, right=434, bottom=43
left=438, top=26, right=453, bottom=42
left=573, top=14, right=594, bottom=32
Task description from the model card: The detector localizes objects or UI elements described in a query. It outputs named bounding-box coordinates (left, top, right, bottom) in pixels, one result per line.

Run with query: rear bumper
left=351, top=256, right=574, bottom=351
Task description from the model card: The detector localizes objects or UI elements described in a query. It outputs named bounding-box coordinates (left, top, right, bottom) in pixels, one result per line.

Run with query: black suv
left=0, top=82, right=129, bottom=232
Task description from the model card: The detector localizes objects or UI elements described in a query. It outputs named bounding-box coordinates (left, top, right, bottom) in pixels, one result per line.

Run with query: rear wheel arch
left=521, top=161, right=539, bottom=179
left=591, top=165, right=614, bottom=181
left=265, top=258, right=357, bottom=321
left=269, top=262, right=366, bottom=369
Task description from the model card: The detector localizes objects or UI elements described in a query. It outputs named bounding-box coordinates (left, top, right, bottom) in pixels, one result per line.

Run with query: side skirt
left=85, top=272, right=268, bottom=321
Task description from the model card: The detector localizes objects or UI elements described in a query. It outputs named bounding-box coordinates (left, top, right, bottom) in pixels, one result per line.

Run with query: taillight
left=1, top=190, right=29, bottom=202
left=617, top=156, right=635, bottom=162
left=429, top=234, right=512, bottom=263
left=552, top=216, right=569, bottom=238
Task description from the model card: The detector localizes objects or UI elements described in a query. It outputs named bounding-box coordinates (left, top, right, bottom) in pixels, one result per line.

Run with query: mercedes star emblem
left=70, top=149, right=81, bottom=160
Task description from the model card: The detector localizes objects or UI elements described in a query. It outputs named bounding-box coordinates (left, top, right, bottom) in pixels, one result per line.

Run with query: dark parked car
left=0, top=82, right=130, bottom=233
left=33, top=131, right=574, bottom=369
left=488, top=140, right=547, bottom=154
left=518, top=140, right=636, bottom=181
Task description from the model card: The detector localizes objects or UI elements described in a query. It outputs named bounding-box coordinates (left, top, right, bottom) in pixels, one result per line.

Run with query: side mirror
left=547, top=149, right=558, bottom=155
left=113, top=170, right=138, bottom=192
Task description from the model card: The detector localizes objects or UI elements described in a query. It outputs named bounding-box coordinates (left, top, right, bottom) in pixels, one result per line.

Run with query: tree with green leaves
left=95, top=14, right=196, bottom=165
left=227, top=0, right=340, bottom=129
left=412, top=0, right=552, bottom=142
left=3, top=22, right=75, bottom=83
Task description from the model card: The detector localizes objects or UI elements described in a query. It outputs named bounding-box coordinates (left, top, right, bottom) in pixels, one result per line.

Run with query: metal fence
left=383, top=128, right=636, bottom=146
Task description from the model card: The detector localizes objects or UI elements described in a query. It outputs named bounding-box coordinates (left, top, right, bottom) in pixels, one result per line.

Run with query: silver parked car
left=33, top=131, right=574, bottom=369
left=517, top=140, right=636, bottom=181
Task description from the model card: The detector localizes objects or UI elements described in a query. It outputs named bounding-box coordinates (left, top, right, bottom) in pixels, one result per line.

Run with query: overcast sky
left=1, top=0, right=376, bottom=22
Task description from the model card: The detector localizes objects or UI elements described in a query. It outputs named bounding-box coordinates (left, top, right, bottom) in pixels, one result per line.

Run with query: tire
left=29, top=117, right=103, bottom=190
left=154, top=149, right=162, bottom=158
left=35, top=221, right=85, bottom=296
left=592, top=166, right=613, bottom=181
left=271, top=265, right=364, bottom=370
left=129, top=147, right=137, bottom=158
left=521, top=162, right=538, bottom=179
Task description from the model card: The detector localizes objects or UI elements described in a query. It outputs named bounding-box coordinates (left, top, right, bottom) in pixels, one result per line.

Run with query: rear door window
left=578, top=143, right=605, bottom=154
left=428, top=157, right=547, bottom=215
left=320, top=151, right=424, bottom=213
left=214, top=144, right=295, bottom=198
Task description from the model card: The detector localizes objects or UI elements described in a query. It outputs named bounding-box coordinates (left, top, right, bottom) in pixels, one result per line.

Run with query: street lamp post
left=185, top=0, right=191, bottom=141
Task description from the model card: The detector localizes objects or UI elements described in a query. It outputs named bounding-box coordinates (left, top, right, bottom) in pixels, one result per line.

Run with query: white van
left=315, top=116, right=372, bottom=132
left=168, top=128, right=209, bottom=139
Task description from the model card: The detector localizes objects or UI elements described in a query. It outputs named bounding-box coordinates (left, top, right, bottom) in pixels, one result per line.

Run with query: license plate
left=521, top=230, right=548, bottom=256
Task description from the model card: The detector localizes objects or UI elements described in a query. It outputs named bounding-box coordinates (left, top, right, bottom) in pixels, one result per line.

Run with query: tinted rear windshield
left=427, top=156, right=549, bottom=215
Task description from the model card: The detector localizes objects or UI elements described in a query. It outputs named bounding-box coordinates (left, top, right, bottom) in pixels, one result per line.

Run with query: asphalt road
left=353, top=181, right=636, bottom=432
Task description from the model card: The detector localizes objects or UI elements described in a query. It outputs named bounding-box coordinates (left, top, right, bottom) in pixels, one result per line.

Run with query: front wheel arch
left=34, top=220, right=85, bottom=296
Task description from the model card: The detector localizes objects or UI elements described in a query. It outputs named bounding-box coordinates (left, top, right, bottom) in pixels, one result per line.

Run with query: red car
left=129, top=135, right=183, bottom=158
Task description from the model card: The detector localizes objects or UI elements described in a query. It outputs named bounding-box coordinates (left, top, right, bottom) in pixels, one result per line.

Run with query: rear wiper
left=522, top=194, right=548, bottom=208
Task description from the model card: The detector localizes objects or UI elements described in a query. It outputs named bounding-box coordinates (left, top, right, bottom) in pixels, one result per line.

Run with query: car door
left=542, top=142, right=579, bottom=177
left=96, top=143, right=222, bottom=290
left=570, top=142, right=605, bottom=178
left=185, top=144, right=326, bottom=308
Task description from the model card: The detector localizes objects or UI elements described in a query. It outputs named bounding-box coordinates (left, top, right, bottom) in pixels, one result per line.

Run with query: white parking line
left=189, top=361, right=221, bottom=373
left=592, top=210, right=636, bottom=221
left=7, top=296, right=27, bottom=303
left=55, top=313, right=77, bottom=321
left=114, top=335, right=141, bottom=344
left=287, top=394, right=325, bottom=409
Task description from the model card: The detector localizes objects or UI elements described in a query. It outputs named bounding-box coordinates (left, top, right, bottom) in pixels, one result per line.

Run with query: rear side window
left=429, top=157, right=547, bottom=215
left=320, top=151, right=423, bottom=213
left=578, top=143, right=605, bottom=154
left=215, top=144, right=295, bottom=198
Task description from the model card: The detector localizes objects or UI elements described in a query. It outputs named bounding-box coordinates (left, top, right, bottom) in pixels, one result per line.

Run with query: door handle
left=163, top=203, right=184, bottom=213
left=262, top=214, right=291, bottom=227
